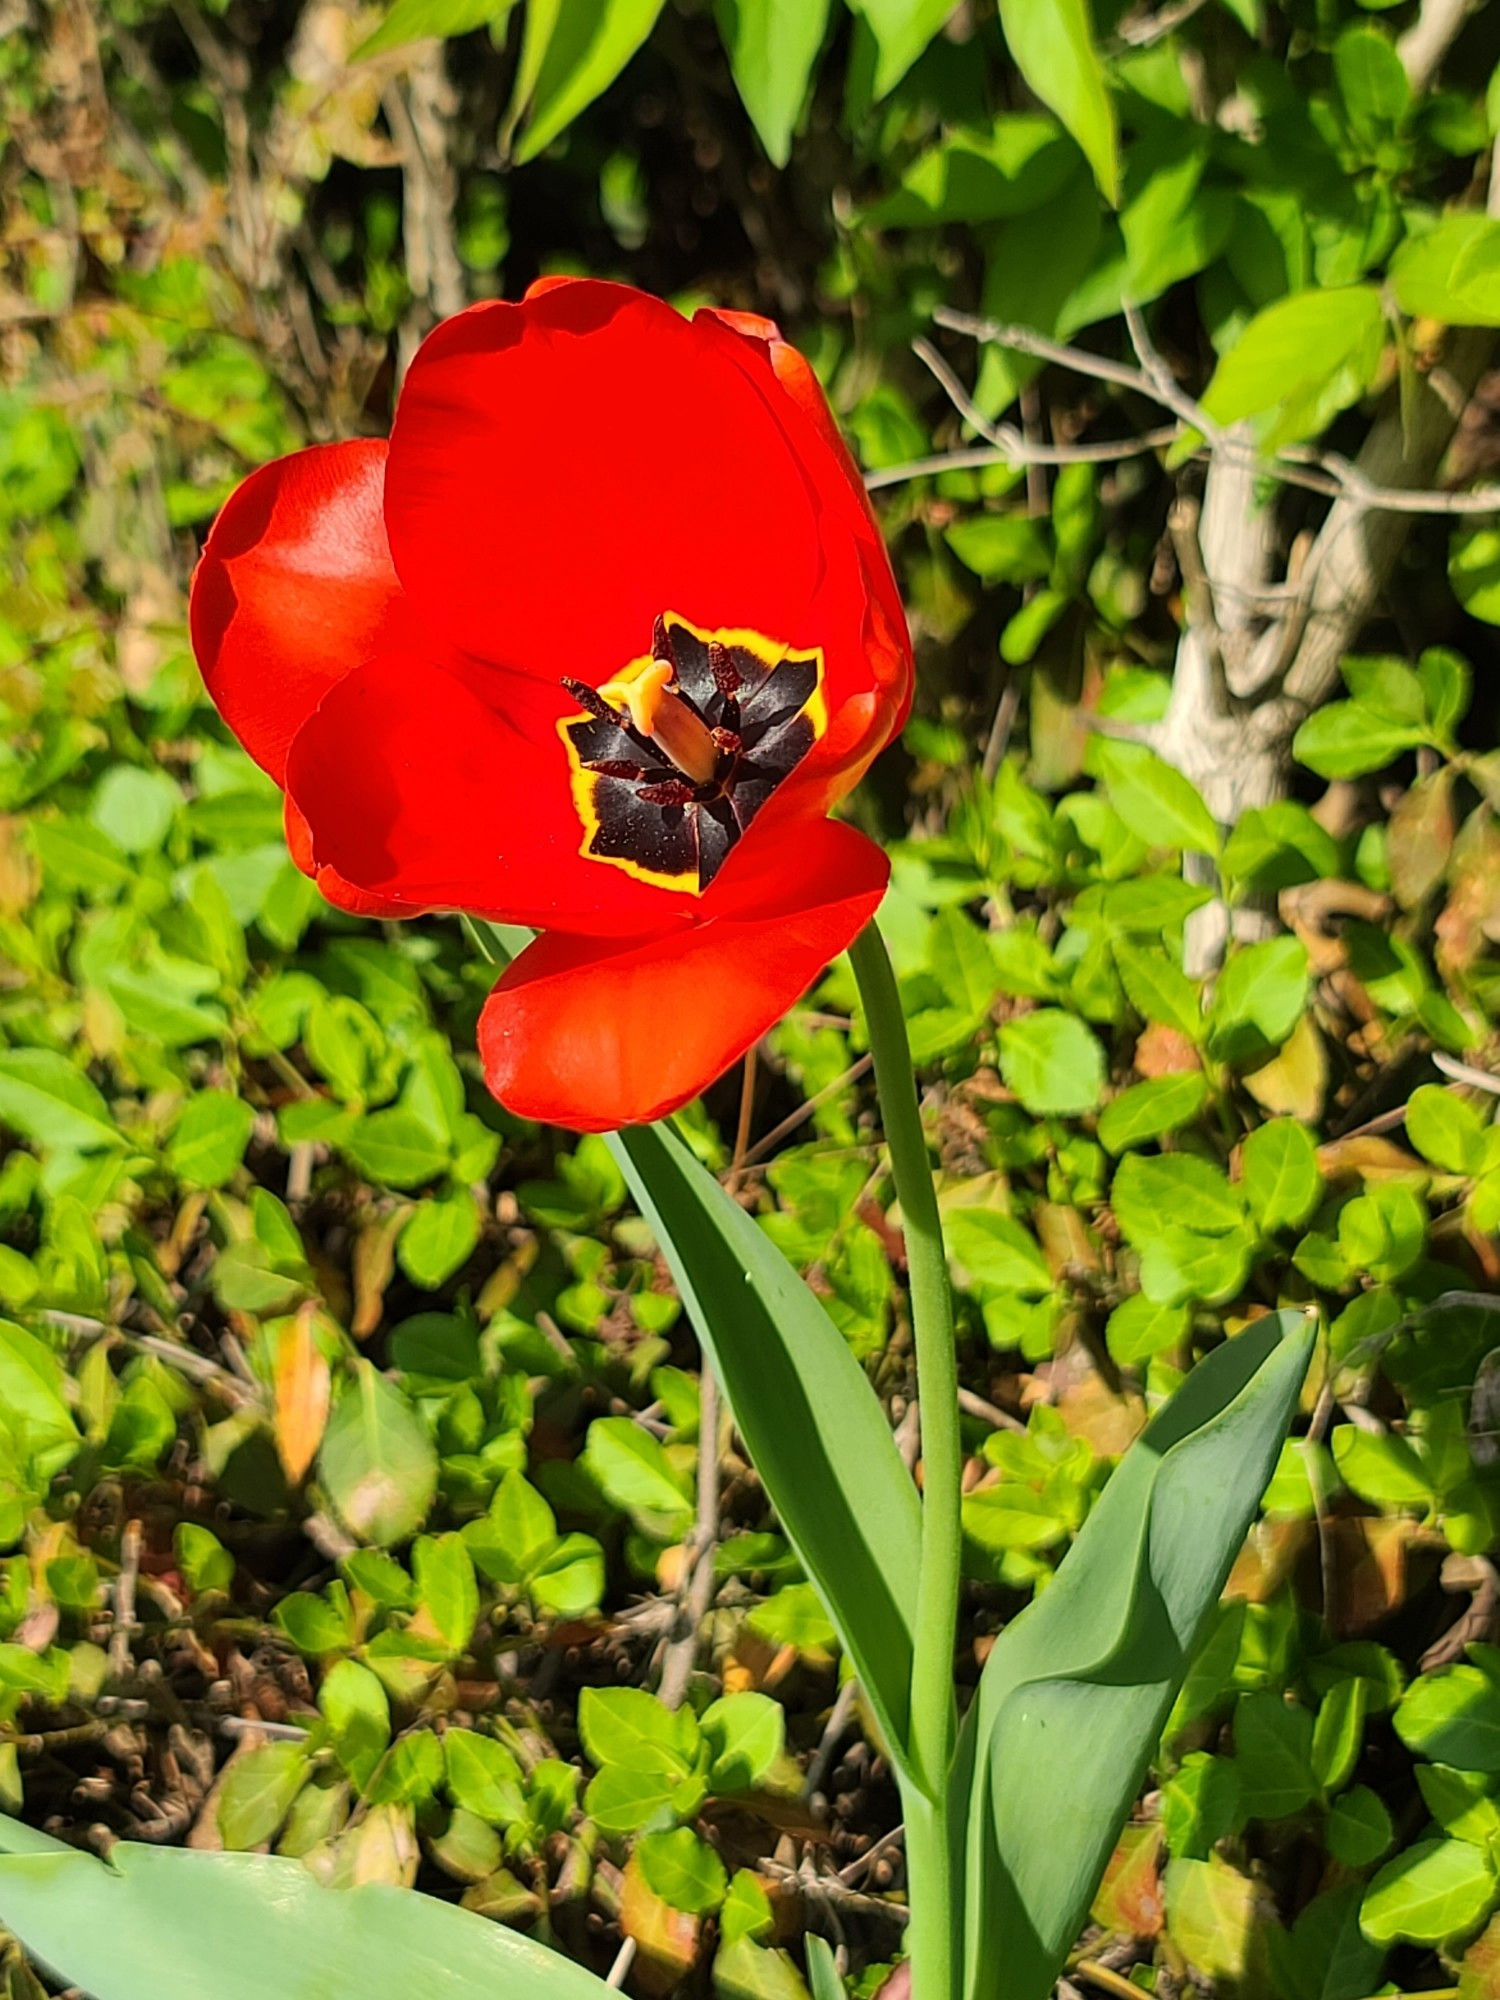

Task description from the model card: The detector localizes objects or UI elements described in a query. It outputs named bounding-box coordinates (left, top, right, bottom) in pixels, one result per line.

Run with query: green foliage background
left=6, top=0, right=1500, bottom=1993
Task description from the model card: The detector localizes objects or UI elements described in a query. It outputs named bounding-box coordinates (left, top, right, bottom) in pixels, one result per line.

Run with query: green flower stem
left=849, top=920, right=962, bottom=2000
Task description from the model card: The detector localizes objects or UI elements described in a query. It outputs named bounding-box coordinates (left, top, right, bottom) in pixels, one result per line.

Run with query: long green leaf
left=846, top=0, right=956, bottom=100
left=959, top=1309, right=1314, bottom=2000
left=608, top=1122, right=922, bottom=1776
left=996, top=0, right=1119, bottom=206
left=353, top=0, right=516, bottom=60
left=715, top=0, right=833, bottom=168
left=0, top=1830, right=612, bottom=2000
left=508, top=0, right=666, bottom=164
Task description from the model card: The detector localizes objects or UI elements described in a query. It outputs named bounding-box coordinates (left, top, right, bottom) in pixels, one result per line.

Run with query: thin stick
left=803, top=1677, right=861, bottom=1804
left=109, top=1521, right=143, bottom=1681
left=921, top=309, right=1500, bottom=519
left=957, top=1386, right=1027, bottom=1435
left=728, top=1043, right=759, bottom=1192
left=865, top=429, right=1180, bottom=491
left=737, top=1053, right=875, bottom=1169
left=657, top=1365, right=721, bottom=1710
left=1073, top=1961, right=1151, bottom=2000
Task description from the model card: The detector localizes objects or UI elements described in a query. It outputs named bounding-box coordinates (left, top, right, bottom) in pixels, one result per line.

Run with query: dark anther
left=708, top=641, right=741, bottom=698
left=561, top=676, right=619, bottom=723
left=585, top=758, right=645, bottom=780
left=636, top=778, right=697, bottom=807
left=710, top=727, right=742, bottom=759
left=651, top=615, right=676, bottom=667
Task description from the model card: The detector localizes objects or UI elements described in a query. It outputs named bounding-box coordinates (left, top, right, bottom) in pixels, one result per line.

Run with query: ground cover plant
left=6, top=0, right=1500, bottom=1994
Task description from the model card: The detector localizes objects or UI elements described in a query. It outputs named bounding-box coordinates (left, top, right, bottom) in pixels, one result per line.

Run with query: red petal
left=385, top=283, right=825, bottom=690
left=283, top=650, right=695, bottom=935
left=477, top=820, right=888, bottom=1130
left=692, top=309, right=913, bottom=754
left=190, top=441, right=421, bottom=784
left=282, top=797, right=418, bottom=919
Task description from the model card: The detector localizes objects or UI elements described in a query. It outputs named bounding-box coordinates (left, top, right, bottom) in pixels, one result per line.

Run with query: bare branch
left=864, top=431, right=1180, bottom=490
left=1115, top=0, right=1211, bottom=47
left=920, top=313, right=1500, bottom=520
left=1397, top=0, right=1481, bottom=91
left=1282, top=326, right=1494, bottom=710
left=933, top=307, right=1155, bottom=400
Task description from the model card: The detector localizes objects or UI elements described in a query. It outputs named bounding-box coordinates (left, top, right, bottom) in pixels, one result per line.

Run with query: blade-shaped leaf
left=715, top=0, right=833, bottom=167
left=608, top=1122, right=921, bottom=1776
left=959, top=1309, right=1314, bottom=2000
left=0, top=1830, right=612, bottom=2000
left=996, top=0, right=1118, bottom=206
left=508, top=0, right=666, bottom=164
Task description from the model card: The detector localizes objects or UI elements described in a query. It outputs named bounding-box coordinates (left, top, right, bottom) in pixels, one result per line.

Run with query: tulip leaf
left=0, top=1823, right=613, bottom=2000
left=958, top=1308, right=1314, bottom=2000
left=608, top=1121, right=921, bottom=1779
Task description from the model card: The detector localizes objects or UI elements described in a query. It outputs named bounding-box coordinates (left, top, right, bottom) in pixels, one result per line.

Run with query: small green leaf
left=1112, top=940, right=1201, bottom=1041
left=413, top=1533, right=479, bottom=1657
left=0, top=1050, right=122, bottom=1154
left=1406, top=1084, right=1488, bottom=1176
left=1241, top=1119, right=1321, bottom=1234
left=1105, top=1294, right=1188, bottom=1366
left=701, top=1693, right=784, bottom=1793
left=1093, top=740, right=1218, bottom=855
left=1328, top=1786, right=1393, bottom=1867
left=946, top=1208, right=1053, bottom=1294
left=1207, top=936, right=1309, bottom=1066
left=1112, top=1153, right=1244, bottom=1241
left=217, top=1741, right=310, bottom=1851
left=585, top=1762, right=703, bottom=1835
left=398, top=1188, right=481, bottom=1290
left=167, top=1090, right=256, bottom=1189
left=444, top=1729, right=526, bottom=1826
left=1311, top=1676, right=1367, bottom=1795
left=1201, top=286, right=1386, bottom=452
left=635, top=1827, right=729, bottom=1916
left=1098, top=1073, right=1207, bottom=1153
left=1333, top=1427, right=1432, bottom=1510
left=90, top=765, right=180, bottom=855
left=583, top=1417, right=692, bottom=1531
left=998, top=1010, right=1105, bottom=1116
left=1360, top=1837, right=1498, bottom=1946
left=319, top=1362, right=440, bottom=1548
left=342, top=1110, right=449, bottom=1190
left=175, top=1524, right=235, bottom=1596
left=319, top=1659, right=390, bottom=1794
left=1293, top=701, right=1429, bottom=779
left=578, top=1687, right=699, bottom=1774
left=1396, top=1665, right=1500, bottom=1772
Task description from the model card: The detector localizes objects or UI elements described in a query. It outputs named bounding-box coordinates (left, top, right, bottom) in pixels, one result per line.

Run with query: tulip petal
left=282, top=797, right=419, bottom=919
left=385, top=282, right=827, bottom=692
left=692, top=309, right=913, bottom=742
left=190, top=441, right=421, bottom=784
left=476, top=820, right=889, bottom=1130
left=284, top=651, right=699, bottom=936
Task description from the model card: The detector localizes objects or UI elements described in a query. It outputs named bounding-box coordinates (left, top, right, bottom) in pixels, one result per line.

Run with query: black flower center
left=559, top=613, right=824, bottom=893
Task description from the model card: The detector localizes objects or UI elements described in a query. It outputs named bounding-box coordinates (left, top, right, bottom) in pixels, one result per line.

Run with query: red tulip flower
left=190, top=279, right=912, bottom=1130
